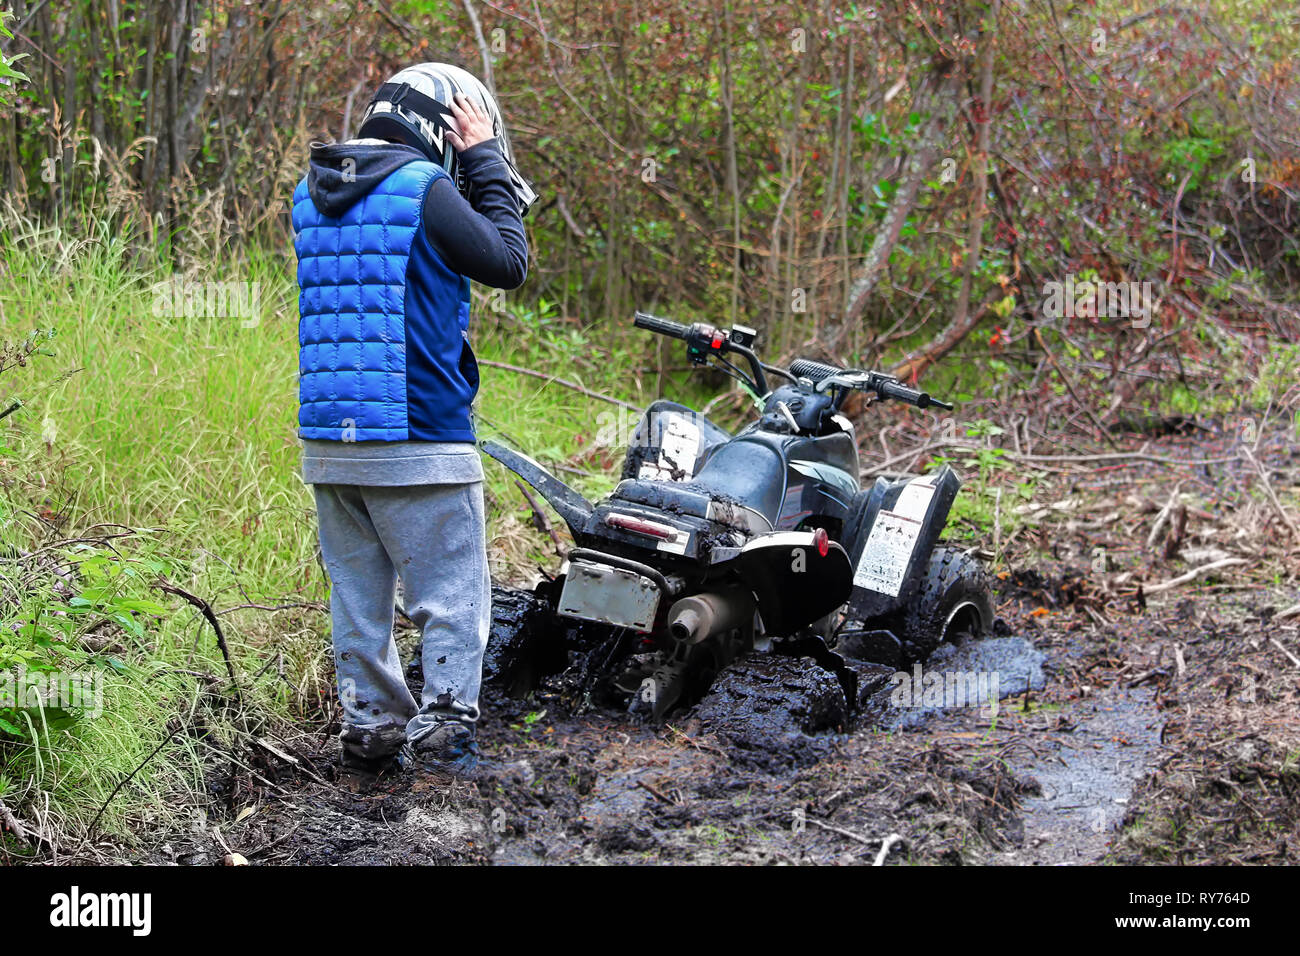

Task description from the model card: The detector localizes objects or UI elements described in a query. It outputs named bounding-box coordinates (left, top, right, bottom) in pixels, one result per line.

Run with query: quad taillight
left=604, top=512, right=677, bottom=540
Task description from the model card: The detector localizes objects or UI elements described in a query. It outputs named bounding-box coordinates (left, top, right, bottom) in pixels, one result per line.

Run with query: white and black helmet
left=358, top=63, right=537, bottom=216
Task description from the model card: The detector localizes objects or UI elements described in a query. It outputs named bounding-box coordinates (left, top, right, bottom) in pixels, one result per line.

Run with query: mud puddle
left=1000, top=687, right=1163, bottom=864
left=873, top=636, right=1048, bottom=730
left=856, top=634, right=1163, bottom=863
left=486, top=722, right=725, bottom=865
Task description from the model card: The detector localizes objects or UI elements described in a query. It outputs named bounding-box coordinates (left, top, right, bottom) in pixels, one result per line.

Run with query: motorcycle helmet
left=357, top=62, right=537, bottom=216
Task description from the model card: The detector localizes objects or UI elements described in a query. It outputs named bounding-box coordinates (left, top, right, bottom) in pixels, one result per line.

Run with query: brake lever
left=811, top=371, right=872, bottom=393
left=810, top=370, right=954, bottom=411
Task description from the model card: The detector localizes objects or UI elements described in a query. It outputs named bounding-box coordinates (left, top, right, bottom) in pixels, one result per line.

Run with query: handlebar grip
left=789, top=358, right=843, bottom=383
left=876, top=379, right=950, bottom=410
left=633, top=311, right=691, bottom=341
left=876, top=379, right=921, bottom=403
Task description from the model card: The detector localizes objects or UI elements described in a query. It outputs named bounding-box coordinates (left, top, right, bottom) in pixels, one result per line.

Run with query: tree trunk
left=889, top=2, right=1000, bottom=381
left=827, top=58, right=963, bottom=355
left=930, top=0, right=1000, bottom=375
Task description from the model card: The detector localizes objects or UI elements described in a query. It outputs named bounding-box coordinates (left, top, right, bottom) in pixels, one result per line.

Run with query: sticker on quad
left=845, top=465, right=961, bottom=618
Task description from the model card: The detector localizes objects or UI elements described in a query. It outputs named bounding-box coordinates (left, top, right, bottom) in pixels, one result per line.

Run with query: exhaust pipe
left=668, top=589, right=756, bottom=644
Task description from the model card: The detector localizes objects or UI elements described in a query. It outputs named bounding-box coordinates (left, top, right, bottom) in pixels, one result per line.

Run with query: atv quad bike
left=482, top=311, right=993, bottom=720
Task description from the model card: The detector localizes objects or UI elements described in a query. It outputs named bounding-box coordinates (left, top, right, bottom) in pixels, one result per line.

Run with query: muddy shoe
left=339, top=750, right=408, bottom=792
left=411, top=721, right=481, bottom=779
left=338, top=724, right=409, bottom=789
left=339, top=746, right=400, bottom=774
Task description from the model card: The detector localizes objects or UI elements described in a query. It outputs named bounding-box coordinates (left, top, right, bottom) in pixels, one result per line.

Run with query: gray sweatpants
left=313, top=482, right=491, bottom=752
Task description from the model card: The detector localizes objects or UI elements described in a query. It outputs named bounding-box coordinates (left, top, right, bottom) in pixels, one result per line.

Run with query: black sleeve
left=422, top=139, right=529, bottom=290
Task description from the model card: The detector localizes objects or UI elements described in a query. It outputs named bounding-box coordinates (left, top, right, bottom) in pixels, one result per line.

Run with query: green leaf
left=114, top=598, right=169, bottom=616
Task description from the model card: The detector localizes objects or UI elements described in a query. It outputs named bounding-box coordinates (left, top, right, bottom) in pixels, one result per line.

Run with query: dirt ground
left=141, top=424, right=1300, bottom=866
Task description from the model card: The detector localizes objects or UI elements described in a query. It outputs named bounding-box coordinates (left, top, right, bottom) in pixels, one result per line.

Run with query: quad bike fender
left=715, top=530, right=853, bottom=636
left=844, top=465, right=961, bottom=619
left=481, top=440, right=594, bottom=537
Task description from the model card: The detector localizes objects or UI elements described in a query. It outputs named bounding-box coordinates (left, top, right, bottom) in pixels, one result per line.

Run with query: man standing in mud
left=291, top=64, right=534, bottom=780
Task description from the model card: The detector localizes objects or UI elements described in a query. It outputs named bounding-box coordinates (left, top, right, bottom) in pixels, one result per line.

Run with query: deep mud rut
left=145, top=576, right=1300, bottom=867
left=142, top=426, right=1299, bottom=866
left=142, top=587, right=1185, bottom=867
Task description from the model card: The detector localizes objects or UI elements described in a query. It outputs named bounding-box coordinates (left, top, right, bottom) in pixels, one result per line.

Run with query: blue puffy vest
left=293, top=161, right=477, bottom=442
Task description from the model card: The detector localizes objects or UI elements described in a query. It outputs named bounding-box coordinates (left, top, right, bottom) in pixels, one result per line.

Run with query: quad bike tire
left=481, top=585, right=566, bottom=697
left=687, top=653, right=850, bottom=736
left=900, top=545, right=994, bottom=660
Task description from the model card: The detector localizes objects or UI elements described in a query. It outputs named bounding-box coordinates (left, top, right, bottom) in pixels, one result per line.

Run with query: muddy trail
left=142, top=425, right=1300, bottom=866
left=142, top=583, right=1292, bottom=867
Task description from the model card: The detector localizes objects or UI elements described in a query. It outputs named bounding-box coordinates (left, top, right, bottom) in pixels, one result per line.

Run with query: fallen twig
left=244, top=825, right=299, bottom=860
left=804, top=817, right=904, bottom=864
left=1268, top=637, right=1300, bottom=670
left=1143, top=558, right=1249, bottom=595
left=478, top=358, right=640, bottom=411
left=1146, top=483, right=1183, bottom=549
left=665, top=725, right=729, bottom=757
left=874, top=832, right=904, bottom=866
left=1083, top=604, right=1113, bottom=629
left=155, top=576, right=242, bottom=702
left=252, top=737, right=328, bottom=786
left=805, top=816, right=873, bottom=845
left=1127, top=666, right=1170, bottom=688
left=636, top=778, right=676, bottom=805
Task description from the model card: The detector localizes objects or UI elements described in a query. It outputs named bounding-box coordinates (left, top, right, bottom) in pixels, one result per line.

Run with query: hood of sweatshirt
left=305, top=140, right=430, bottom=217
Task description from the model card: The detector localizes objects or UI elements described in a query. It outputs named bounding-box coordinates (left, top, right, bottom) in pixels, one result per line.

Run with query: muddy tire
left=900, top=546, right=993, bottom=660
left=688, top=654, right=849, bottom=737
left=482, top=585, right=565, bottom=697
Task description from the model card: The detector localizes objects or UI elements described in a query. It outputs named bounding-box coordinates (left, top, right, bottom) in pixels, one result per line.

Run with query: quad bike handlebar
left=634, top=310, right=771, bottom=395
left=633, top=310, right=691, bottom=340
left=787, top=358, right=841, bottom=383
left=874, top=377, right=953, bottom=410
left=634, top=311, right=953, bottom=411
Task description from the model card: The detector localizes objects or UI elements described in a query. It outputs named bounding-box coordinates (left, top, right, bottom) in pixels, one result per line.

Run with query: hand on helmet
left=446, top=92, right=494, bottom=152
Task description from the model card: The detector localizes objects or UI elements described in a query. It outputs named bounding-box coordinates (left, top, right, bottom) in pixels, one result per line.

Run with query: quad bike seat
left=611, top=437, right=786, bottom=530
